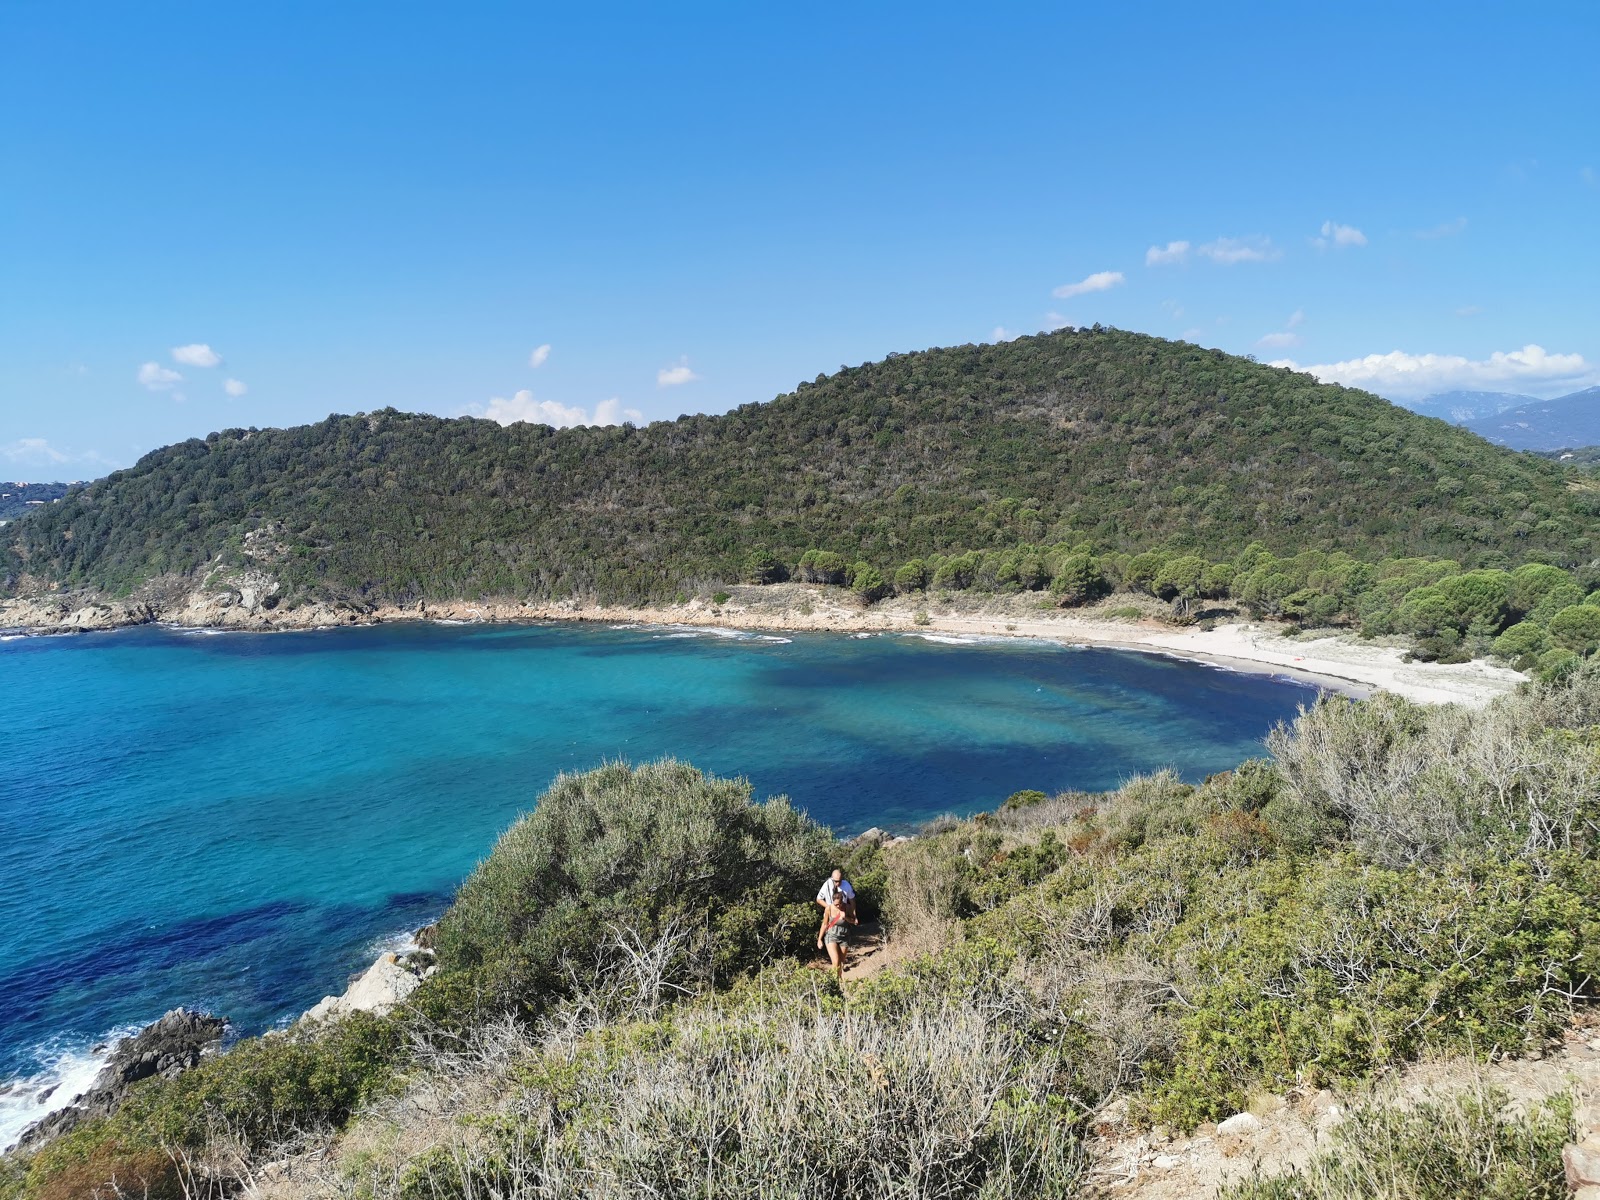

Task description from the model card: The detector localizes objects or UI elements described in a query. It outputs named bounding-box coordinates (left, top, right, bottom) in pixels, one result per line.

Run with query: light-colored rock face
left=301, top=952, right=424, bottom=1024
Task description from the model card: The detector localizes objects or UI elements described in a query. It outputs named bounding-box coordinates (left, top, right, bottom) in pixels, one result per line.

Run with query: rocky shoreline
left=13, top=1009, right=226, bottom=1150
left=8, top=931, right=440, bottom=1154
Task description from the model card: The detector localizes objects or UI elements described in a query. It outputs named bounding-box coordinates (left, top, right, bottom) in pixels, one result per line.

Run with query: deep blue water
left=0, top=620, right=1317, bottom=1138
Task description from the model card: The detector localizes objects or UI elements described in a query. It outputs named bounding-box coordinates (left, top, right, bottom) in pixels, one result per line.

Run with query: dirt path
left=1084, top=1017, right=1600, bottom=1197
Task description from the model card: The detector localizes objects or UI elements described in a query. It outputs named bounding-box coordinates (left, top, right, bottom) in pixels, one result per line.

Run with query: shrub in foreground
left=1219, top=1086, right=1573, bottom=1200
left=431, top=759, right=834, bottom=1015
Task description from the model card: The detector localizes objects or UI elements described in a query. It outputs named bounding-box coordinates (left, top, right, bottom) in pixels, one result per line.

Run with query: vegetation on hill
left=0, top=484, right=68, bottom=523
left=6, top=665, right=1598, bottom=1199
left=1538, top=446, right=1600, bottom=469
left=5, top=330, right=1596, bottom=612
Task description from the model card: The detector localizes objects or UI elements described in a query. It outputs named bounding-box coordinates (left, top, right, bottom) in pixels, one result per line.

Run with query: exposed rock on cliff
left=18, top=1008, right=226, bottom=1148
left=301, top=952, right=428, bottom=1023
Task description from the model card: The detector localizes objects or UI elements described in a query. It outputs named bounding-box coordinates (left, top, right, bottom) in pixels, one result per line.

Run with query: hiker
left=815, top=868, right=859, bottom=978
left=815, top=868, right=856, bottom=920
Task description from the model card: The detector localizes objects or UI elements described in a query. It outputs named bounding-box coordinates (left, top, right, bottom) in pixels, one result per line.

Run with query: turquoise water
left=0, top=620, right=1317, bottom=1137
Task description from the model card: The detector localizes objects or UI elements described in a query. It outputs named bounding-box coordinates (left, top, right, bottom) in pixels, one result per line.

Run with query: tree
left=742, top=548, right=786, bottom=585
left=851, top=562, right=889, bottom=603
left=1432, top=570, right=1512, bottom=636
left=1154, top=555, right=1207, bottom=605
left=1492, top=621, right=1548, bottom=663
left=1049, top=553, right=1106, bottom=607
left=893, top=559, right=928, bottom=593
left=1549, top=605, right=1600, bottom=656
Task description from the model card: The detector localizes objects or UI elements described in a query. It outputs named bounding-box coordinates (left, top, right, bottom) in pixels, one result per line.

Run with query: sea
left=0, top=620, right=1321, bottom=1145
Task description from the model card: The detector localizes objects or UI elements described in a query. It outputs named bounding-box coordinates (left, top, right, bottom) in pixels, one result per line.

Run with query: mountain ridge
left=1465, top=385, right=1600, bottom=451
left=3, top=328, right=1596, bottom=609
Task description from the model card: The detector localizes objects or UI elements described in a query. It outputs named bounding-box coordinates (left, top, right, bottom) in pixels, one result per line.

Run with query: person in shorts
left=816, top=869, right=858, bottom=978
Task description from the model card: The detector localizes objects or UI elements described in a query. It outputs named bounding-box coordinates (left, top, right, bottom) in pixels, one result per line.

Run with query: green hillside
left=4, top=328, right=1596, bottom=606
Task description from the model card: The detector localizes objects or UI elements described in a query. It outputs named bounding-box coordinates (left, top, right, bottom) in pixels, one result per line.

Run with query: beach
left=457, top=584, right=1525, bottom=708
left=2, top=579, right=1526, bottom=707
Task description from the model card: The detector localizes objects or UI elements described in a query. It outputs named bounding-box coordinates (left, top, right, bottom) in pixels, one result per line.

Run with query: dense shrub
left=431, top=760, right=834, bottom=1014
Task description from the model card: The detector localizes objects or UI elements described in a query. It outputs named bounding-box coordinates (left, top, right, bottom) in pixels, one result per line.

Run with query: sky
left=1, top=1, right=1597, bottom=478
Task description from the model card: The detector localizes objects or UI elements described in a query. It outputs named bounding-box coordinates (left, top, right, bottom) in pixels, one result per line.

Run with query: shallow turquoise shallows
left=0, top=621, right=1318, bottom=1109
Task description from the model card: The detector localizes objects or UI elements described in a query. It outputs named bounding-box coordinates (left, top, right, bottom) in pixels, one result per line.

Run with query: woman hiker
left=816, top=868, right=859, bottom=979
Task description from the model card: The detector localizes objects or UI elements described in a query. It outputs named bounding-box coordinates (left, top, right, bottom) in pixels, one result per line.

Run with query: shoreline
left=1, top=582, right=1526, bottom=706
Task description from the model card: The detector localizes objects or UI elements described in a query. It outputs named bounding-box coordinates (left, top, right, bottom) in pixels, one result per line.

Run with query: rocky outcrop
left=301, top=952, right=429, bottom=1023
left=18, top=1008, right=226, bottom=1148
left=0, top=593, right=157, bottom=631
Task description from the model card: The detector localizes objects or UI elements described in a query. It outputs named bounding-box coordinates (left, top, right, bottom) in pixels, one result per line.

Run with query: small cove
left=0, top=620, right=1320, bottom=1140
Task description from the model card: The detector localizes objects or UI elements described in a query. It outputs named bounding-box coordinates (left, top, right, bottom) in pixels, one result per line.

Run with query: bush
left=1219, top=1086, right=1573, bottom=1200
left=396, top=991, right=1084, bottom=1200
left=431, top=760, right=835, bottom=1013
left=15, top=1013, right=404, bottom=1198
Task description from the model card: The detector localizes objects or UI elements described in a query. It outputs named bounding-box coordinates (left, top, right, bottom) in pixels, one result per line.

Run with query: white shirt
left=817, top=878, right=856, bottom=906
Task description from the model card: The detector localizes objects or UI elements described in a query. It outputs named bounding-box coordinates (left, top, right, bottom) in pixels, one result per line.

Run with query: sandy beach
left=437, top=584, right=1524, bottom=708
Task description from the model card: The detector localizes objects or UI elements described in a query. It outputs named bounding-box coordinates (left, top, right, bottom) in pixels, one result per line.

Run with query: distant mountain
left=0, top=482, right=69, bottom=522
left=1464, top=386, right=1600, bottom=451
left=1399, top=390, right=1538, bottom=422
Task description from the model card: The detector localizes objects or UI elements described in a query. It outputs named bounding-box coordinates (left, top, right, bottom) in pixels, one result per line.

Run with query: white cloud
left=1145, top=240, right=1191, bottom=267
left=2, top=437, right=68, bottom=465
left=1286, top=308, right=1305, bottom=328
left=657, top=357, right=701, bottom=387
left=1, top=438, right=114, bottom=470
left=224, top=378, right=248, bottom=397
left=1044, top=312, right=1074, bottom=331
left=138, top=362, right=183, bottom=391
left=1197, top=236, right=1280, bottom=264
left=528, top=343, right=551, bottom=368
left=1416, top=216, right=1468, bottom=239
left=1312, top=220, right=1366, bottom=250
left=1270, top=343, right=1595, bottom=400
left=1051, top=270, right=1124, bottom=299
left=1582, top=167, right=1597, bottom=189
left=990, top=326, right=1015, bottom=343
left=592, top=398, right=644, bottom=426
left=1455, top=305, right=1483, bottom=317
left=171, top=343, right=221, bottom=367
left=480, top=390, right=642, bottom=428
left=1256, top=331, right=1302, bottom=349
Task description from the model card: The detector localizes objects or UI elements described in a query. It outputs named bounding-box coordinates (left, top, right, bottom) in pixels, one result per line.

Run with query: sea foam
left=0, top=1025, right=140, bottom=1151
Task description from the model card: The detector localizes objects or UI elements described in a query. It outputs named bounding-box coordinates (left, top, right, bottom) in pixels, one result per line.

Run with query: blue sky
left=2, top=2, right=1596, bottom=476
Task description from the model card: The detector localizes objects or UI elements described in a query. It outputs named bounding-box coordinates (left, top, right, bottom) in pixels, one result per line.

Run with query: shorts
left=824, top=922, right=850, bottom=946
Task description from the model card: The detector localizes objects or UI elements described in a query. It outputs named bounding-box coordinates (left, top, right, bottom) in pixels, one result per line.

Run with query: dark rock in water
left=413, top=922, right=438, bottom=950
left=17, top=1008, right=226, bottom=1149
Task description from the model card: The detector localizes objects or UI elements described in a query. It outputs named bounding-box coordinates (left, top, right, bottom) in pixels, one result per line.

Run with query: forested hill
left=4, top=328, right=1596, bottom=605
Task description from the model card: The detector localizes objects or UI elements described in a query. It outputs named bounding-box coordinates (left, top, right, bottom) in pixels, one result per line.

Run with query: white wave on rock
left=0, top=1025, right=141, bottom=1152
